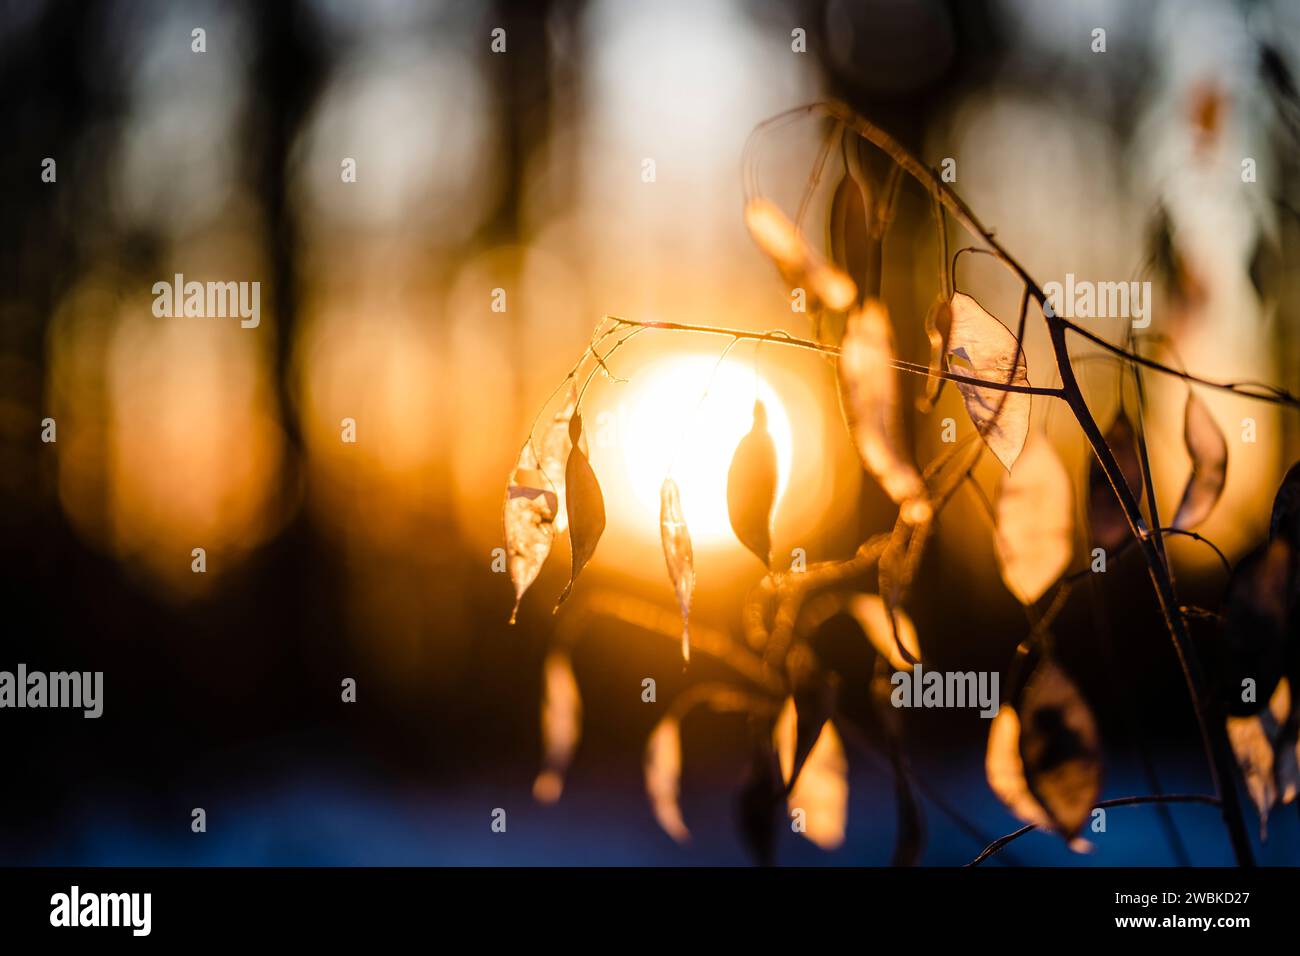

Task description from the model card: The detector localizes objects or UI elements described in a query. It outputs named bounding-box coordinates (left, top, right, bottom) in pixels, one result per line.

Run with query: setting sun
left=617, top=354, right=794, bottom=546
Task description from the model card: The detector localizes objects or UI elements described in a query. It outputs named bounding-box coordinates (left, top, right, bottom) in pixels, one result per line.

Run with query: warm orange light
left=617, top=355, right=793, bottom=546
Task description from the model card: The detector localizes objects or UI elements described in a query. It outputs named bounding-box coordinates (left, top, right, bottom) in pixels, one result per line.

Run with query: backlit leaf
left=644, top=717, right=690, bottom=843
left=847, top=594, right=921, bottom=670
left=986, top=657, right=1100, bottom=848
left=504, top=443, right=557, bottom=624
left=1227, top=712, right=1277, bottom=835
left=1171, top=390, right=1227, bottom=530
left=744, top=197, right=856, bottom=312
left=774, top=697, right=848, bottom=851
left=555, top=413, right=606, bottom=609
left=809, top=261, right=857, bottom=312
left=1088, top=411, right=1144, bottom=551
left=532, top=651, right=581, bottom=804
left=946, top=292, right=1031, bottom=471
left=986, top=706, right=1056, bottom=832
left=994, top=436, right=1074, bottom=604
left=829, top=171, right=870, bottom=306
left=1226, top=677, right=1295, bottom=838
left=659, top=478, right=696, bottom=662
left=918, top=294, right=952, bottom=412
left=744, top=198, right=806, bottom=274
left=837, top=300, right=930, bottom=521
left=1018, top=658, right=1102, bottom=840
left=1273, top=679, right=1298, bottom=807
left=539, top=381, right=580, bottom=533
left=727, top=401, right=778, bottom=568
left=784, top=644, right=834, bottom=787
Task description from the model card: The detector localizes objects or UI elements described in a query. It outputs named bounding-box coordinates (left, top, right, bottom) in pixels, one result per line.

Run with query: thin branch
left=601, top=316, right=1063, bottom=397
left=966, top=794, right=1221, bottom=867
left=1064, top=319, right=1300, bottom=408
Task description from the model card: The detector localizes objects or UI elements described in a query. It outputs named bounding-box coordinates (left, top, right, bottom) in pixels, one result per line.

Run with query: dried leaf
left=784, top=644, right=834, bottom=787
left=774, top=697, right=848, bottom=851
left=847, top=594, right=921, bottom=670
left=1220, top=537, right=1293, bottom=716
left=504, top=443, right=557, bottom=624
left=829, top=171, right=870, bottom=306
left=1269, top=459, right=1300, bottom=548
left=726, top=401, right=778, bottom=568
left=555, top=413, right=606, bottom=609
left=986, top=657, right=1101, bottom=847
left=809, top=261, right=857, bottom=312
left=918, top=294, right=952, bottom=412
left=644, top=717, right=690, bottom=843
left=744, top=197, right=856, bottom=312
left=994, top=436, right=1074, bottom=604
left=1275, top=678, right=1299, bottom=806
left=1018, top=658, right=1103, bottom=839
left=986, top=706, right=1055, bottom=831
left=1228, top=713, right=1277, bottom=835
left=1088, top=411, right=1144, bottom=551
left=1227, top=677, right=1296, bottom=837
left=539, top=381, right=580, bottom=533
left=744, top=198, right=807, bottom=274
left=837, top=300, right=930, bottom=521
left=946, top=292, right=1031, bottom=471
left=532, top=651, right=581, bottom=804
left=1171, top=391, right=1227, bottom=530
left=659, top=478, right=696, bottom=662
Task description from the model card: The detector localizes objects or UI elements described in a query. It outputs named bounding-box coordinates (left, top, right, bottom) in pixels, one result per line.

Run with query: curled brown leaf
left=1171, top=390, right=1227, bottom=530
left=1088, top=410, right=1144, bottom=551
left=918, top=294, right=952, bottom=412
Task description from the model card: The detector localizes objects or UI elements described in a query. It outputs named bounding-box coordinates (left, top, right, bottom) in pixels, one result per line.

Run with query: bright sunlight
left=619, top=354, right=793, bottom=546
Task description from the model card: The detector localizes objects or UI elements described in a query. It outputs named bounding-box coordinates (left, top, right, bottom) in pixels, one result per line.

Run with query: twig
left=600, top=316, right=1062, bottom=397
left=966, top=794, right=1221, bottom=866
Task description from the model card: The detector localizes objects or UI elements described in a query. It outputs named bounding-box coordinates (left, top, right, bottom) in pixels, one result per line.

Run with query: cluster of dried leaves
left=1219, top=462, right=1300, bottom=837
left=503, top=103, right=1299, bottom=864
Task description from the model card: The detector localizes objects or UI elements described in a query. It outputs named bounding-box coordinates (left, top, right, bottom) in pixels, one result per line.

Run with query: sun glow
left=618, top=355, right=794, bottom=546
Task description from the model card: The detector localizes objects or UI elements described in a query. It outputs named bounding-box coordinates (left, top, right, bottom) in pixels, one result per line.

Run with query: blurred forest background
left=3, top=0, right=1300, bottom=864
